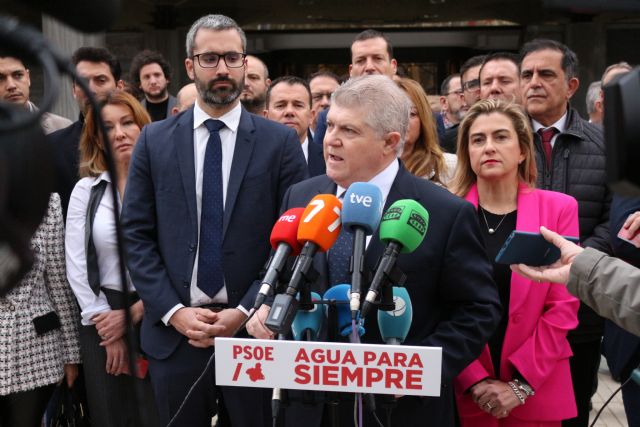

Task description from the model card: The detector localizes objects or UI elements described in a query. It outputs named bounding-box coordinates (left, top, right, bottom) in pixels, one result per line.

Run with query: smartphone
left=617, top=226, right=640, bottom=249
left=495, top=230, right=580, bottom=266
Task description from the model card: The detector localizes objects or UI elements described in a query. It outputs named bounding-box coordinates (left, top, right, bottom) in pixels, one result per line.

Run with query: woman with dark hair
left=396, top=77, right=456, bottom=186
left=452, top=99, right=580, bottom=427
left=0, top=193, right=80, bottom=427
left=65, top=90, right=158, bottom=426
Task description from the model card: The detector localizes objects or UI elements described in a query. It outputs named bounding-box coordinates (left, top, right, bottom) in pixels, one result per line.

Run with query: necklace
left=480, top=206, right=509, bottom=234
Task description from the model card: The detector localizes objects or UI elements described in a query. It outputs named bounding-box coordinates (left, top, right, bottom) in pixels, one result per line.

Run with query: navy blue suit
left=603, top=195, right=640, bottom=427
left=278, top=163, right=501, bottom=427
left=121, top=106, right=308, bottom=426
left=307, top=131, right=326, bottom=177
left=313, top=109, right=328, bottom=146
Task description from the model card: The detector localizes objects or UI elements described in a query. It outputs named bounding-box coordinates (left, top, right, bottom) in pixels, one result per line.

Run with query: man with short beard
left=121, top=14, right=308, bottom=427
left=129, top=49, right=176, bottom=121
left=47, top=46, right=123, bottom=217
left=240, top=55, right=270, bottom=114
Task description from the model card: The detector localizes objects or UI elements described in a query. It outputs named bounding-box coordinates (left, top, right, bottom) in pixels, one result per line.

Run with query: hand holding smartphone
left=618, top=225, right=640, bottom=248
left=495, top=230, right=580, bottom=266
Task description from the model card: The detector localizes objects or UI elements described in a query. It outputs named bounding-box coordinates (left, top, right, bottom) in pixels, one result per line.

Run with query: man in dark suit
left=120, top=14, right=308, bottom=427
left=48, top=47, right=123, bottom=218
left=248, top=75, right=501, bottom=426
left=264, top=75, right=325, bottom=177
left=313, top=29, right=398, bottom=147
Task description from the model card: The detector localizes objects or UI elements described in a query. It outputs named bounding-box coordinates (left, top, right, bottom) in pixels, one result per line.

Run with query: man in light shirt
left=121, top=14, right=307, bottom=426
left=248, top=75, right=500, bottom=427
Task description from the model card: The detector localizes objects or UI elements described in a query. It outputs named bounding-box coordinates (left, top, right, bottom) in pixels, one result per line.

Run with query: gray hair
left=185, top=14, right=247, bottom=58
left=585, top=81, right=601, bottom=114
left=601, top=61, right=632, bottom=86
left=331, top=75, right=410, bottom=156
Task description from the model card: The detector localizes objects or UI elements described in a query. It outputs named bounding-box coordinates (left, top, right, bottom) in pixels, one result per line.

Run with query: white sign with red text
left=215, top=338, right=442, bottom=396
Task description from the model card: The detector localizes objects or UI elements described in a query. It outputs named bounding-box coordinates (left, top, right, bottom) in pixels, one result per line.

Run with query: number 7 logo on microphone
left=298, top=194, right=343, bottom=253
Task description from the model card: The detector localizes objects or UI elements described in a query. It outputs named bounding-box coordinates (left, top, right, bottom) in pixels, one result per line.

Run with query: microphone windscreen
left=291, top=292, right=323, bottom=341
left=297, top=194, right=342, bottom=252
left=323, top=284, right=364, bottom=337
left=270, top=208, right=305, bottom=256
left=342, top=182, right=384, bottom=235
left=377, top=286, right=413, bottom=344
left=379, top=199, right=429, bottom=253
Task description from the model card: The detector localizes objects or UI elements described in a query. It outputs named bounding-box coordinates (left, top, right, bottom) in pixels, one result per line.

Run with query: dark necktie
left=538, top=127, right=557, bottom=169
left=328, top=193, right=353, bottom=286
left=197, top=119, right=225, bottom=298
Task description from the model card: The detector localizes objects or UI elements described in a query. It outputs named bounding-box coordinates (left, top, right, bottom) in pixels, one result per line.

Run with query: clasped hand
left=169, top=307, right=247, bottom=348
left=471, top=379, right=523, bottom=419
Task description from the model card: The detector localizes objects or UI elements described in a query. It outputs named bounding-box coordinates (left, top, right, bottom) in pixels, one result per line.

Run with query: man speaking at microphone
left=248, top=75, right=501, bottom=426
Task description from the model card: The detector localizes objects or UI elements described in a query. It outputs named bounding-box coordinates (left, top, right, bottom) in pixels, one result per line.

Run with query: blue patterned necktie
left=328, top=193, right=353, bottom=286
left=197, top=119, right=225, bottom=297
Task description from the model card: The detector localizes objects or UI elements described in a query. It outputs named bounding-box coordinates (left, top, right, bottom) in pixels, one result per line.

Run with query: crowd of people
left=0, top=11, right=638, bottom=427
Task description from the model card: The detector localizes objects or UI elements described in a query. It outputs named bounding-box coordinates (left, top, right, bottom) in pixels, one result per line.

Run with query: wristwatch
left=513, top=379, right=535, bottom=397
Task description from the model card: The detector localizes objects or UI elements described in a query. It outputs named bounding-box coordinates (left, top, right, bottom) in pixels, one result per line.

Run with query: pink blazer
left=455, top=183, right=580, bottom=425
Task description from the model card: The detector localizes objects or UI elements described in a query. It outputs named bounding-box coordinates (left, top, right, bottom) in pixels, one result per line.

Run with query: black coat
left=533, top=106, right=612, bottom=341
left=48, top=118, right=83, bottom=219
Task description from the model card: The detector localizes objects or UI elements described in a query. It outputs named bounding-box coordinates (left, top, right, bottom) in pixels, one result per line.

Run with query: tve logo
left=349, top=193, right=373, bottom=207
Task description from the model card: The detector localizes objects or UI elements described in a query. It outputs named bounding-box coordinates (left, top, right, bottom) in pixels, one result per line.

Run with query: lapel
left=465, top=182, right=538, bottom=314
left=307, top=141, right=326, bottom=175
left=223, top=109, right=256, bottom=238
left=173, top=108, right=198, bottom=234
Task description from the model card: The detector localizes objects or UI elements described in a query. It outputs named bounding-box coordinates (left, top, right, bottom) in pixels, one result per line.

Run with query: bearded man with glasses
left=121, top=13, right=308, bottom=427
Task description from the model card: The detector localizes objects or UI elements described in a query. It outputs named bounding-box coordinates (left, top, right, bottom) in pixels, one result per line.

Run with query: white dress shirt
left=65, top=173, right=135, bottom=325
left=532, top=111, right=568, bottom=148
left=301, top=136, right=309, bottom=163
left=335, top=159, right=399, bottom=248
left=162, top=102, right=243, bottom=324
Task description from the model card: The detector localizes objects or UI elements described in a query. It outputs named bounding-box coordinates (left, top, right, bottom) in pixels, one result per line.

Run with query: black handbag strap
left=84, top=179, right=107, bottom=296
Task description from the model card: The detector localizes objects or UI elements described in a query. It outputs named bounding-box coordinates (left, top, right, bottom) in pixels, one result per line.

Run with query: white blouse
left=65, top=172, right=135, bottom=325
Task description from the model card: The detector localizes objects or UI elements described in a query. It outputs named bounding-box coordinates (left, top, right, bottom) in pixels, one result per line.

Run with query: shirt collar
left=93, top=171, right=111, bottom=186
left=532, top=110, right=568, bottom=133
left=336, top=159, right=399, bottom=203
left=193, top=101, right=242, bottom=133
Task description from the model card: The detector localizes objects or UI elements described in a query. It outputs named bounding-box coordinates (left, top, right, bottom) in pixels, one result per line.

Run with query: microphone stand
left=325, top=301, right=341, bottom=427
left=272, top=333, right=288, bottom=427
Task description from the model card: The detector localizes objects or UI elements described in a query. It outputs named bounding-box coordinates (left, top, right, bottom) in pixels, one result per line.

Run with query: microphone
left=360, top=199, right=429, bottom=318
left=323, top=285, right=365, bottom=338
left=341, top=183, right=384, bottom=317
left=377, top=287, right=413, bottom=345
left=253, top=208, right=305, bottom=310
left=291, top=292, right=323, bottom=341
left=265, top=194, right=342, bottom=334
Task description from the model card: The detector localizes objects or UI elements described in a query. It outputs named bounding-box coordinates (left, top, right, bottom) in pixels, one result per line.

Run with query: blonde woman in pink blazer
left=450, top=99, right=580, bottom=427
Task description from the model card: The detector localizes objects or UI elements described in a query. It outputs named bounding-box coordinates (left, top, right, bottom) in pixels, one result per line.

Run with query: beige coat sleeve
left=568, top=247, right=640, bottom=336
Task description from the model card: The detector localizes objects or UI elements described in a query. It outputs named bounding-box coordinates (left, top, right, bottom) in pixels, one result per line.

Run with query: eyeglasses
left=462, top=79, right=480, bottom=92
left=192, top=52, right=246, bottom=68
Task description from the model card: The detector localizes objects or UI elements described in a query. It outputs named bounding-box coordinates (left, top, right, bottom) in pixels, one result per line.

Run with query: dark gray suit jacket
left=279, top=163, right=501, bottom=426
left=121, top=106, right=308, bottom=359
